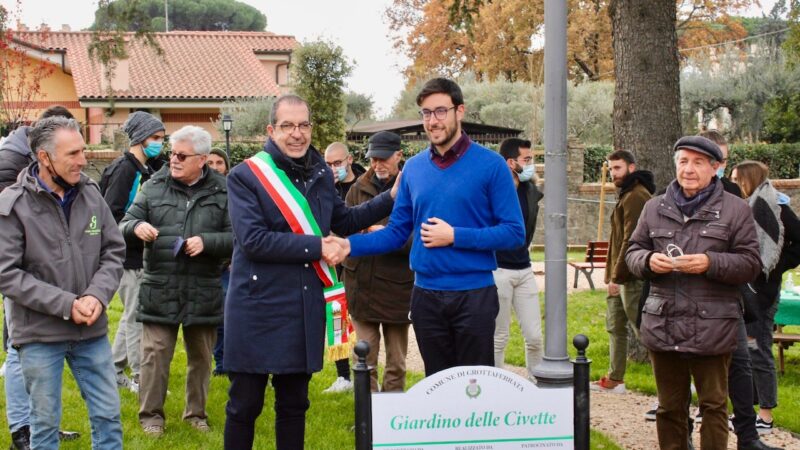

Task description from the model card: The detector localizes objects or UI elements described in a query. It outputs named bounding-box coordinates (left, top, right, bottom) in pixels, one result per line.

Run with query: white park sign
left=372, top=365, right=574, bottom=449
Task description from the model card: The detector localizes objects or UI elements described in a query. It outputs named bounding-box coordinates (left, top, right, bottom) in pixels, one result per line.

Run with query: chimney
left=61, top=24, right=71, bottom=32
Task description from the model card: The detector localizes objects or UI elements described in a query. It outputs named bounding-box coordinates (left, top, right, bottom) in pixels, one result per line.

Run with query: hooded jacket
left=605, top=170, right=655, bottom=284
left=0, top=163, right=125, bottom=345
left=0, top=126, right=33, bottom=192
left=625, top=179, right=761, bottom=355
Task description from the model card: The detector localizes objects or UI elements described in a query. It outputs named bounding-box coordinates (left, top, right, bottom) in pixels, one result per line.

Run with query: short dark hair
left=38, top=105, right=74, bottom=121
left=415, top=78, right=464, bottom=107
left=698, top=129, right=727, bottom=146
left=270, top=94, right=309, bottom=125
left=607, top=149, right=636, bottom=165
left=499, top=138, right=532, bottom=160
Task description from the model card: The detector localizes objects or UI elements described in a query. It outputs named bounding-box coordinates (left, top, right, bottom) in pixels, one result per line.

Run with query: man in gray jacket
left=0, top=117, right=126, bottom=449
left=626, top=136, right=761, bottom=450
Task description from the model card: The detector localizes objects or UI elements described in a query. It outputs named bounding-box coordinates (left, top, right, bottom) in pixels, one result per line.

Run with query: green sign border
left=373, top=435, right=574, bottom=447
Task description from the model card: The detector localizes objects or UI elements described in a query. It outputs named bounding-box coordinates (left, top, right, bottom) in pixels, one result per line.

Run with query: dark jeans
left=224, top=372, right=311, bottom=450
left=728, top=317, right=759, bottom=444
left=411, top=285, right=499, bottom=376
left=745, top=294, right=779, bottom=410
left=213, top=269, right=230, bottom=372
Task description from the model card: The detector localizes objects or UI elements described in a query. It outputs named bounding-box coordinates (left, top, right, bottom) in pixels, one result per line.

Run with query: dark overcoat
left=224, top=140, right=394, bottom=374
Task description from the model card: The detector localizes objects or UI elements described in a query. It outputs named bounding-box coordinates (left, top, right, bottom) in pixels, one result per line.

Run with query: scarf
left=669, top=178, right=717, bottom=218
left=749, top=180, right=784, bottom=275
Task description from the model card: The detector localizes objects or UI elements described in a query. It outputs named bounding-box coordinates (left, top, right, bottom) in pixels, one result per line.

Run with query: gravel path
left=389, top=263, right=800, bottom=449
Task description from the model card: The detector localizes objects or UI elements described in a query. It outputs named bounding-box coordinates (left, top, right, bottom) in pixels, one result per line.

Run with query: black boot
left=9, top=425, right=30, bottom=450
left=738, top=439, right=783, bottom=450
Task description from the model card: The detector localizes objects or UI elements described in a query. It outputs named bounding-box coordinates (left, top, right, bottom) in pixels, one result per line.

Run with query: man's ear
left=266, top=124, right=275, bottom=139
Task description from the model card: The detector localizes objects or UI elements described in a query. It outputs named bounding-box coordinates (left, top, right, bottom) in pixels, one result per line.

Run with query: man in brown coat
left=342, top=131, right=413, bottom=392
left=626, top=136, right=761, bottom=450
left=592, top=150, right=655, bottom=393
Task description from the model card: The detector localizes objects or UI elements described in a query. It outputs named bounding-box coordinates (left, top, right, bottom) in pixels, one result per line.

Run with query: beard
left=426, top=120, right=458, bottom=147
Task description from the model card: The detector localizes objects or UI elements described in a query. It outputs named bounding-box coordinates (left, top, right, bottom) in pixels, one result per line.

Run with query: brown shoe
left=143, top=424, right=164, bottom=437
left=187, top=418, right=210, bottom=433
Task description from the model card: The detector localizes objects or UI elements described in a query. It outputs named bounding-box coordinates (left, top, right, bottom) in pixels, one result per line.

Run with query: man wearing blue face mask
left=493, top=138, right=544, bottom=379
left=99, top=111, right=166, bottom=393
left=325, top=142, right=365, bottom=202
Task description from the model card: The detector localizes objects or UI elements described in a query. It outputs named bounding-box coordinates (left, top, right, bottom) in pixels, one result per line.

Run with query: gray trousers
left=112, top=268, right=143, bottom=378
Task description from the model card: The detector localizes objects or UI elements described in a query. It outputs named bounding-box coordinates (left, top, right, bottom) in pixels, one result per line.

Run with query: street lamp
left=222, top=114, right=233, bottom=160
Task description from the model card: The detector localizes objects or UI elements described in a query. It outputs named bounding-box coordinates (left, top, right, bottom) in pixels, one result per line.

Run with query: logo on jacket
left=85, top=215, right=100, bottom=236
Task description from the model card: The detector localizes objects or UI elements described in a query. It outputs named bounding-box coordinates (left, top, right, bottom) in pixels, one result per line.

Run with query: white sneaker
left=323, top=376, right=353, bottom=393
left=116, top=373, right=138, bottom=393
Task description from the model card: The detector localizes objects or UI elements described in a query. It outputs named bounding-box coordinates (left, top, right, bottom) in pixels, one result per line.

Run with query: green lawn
left=503, top=288, right=800, bottom=434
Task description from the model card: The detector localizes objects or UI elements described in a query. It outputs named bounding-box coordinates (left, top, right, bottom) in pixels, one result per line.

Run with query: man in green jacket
left=120, top=125, right=232, bottom=437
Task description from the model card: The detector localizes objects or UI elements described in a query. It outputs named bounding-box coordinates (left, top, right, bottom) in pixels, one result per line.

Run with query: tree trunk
left=609, top=0, right=682, bottom=190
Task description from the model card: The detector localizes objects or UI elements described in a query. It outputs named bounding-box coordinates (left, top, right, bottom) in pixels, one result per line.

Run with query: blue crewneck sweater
left=349, top=142, right=524, bottom=290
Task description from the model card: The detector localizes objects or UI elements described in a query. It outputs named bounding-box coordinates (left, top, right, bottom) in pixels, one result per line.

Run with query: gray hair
left=29, top=116, right=82, bottom=157
left=169, top=125, right=212, bottom=155
left=673, top=150, right=715, bottom=167
left=270, top=94, right=310, bottom=125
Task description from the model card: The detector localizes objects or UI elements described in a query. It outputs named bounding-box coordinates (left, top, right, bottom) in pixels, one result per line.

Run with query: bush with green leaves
left=584, top=145, right=612, bottom=182
left=216, top=97, right=274, bottom=140
left=729, top=143, right=800, bottom=179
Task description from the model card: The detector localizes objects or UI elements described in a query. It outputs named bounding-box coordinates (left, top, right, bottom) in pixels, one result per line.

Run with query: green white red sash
left=246, top=151, right=353, bottom=359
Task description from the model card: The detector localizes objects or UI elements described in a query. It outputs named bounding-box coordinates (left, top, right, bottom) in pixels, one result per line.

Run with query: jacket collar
left=660, top=178, right=724, bottom=222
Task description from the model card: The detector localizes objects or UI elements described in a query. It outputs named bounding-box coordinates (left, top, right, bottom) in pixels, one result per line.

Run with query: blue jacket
left=224, top=140, right=394, bottom=374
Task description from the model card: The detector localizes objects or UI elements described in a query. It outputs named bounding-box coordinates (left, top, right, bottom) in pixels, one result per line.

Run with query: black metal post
left=224, top=129, right=231, bottom=160
left=572, top=334, right=591, bottom=450
left=353, top=340, right=372, bottom=450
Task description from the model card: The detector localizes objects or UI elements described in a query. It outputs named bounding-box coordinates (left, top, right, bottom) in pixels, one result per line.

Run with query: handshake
left=322, top=235, right=351, bottom=266
left=71, top=295, right=104, bottom=326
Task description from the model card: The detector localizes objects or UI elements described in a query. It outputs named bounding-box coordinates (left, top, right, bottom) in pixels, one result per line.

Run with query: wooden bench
left=774, top=325, right=800, bottom=374
left=568, top=241, right=608, bottom=290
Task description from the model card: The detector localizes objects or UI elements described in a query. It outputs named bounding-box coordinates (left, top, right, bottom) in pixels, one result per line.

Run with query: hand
left=672, top=254, right=710, bottom=274
left=390, top=170, right=403, bottom=199
left=607, top=282, right=620, bottom=296
left=134, top=222, right=159, bottom=242
left=184, top=236, right=204, bottom=257
left=649, top=252, right=674, bottom=274
left=420, top=217, right=454, bottom=248
left=366, top=224, right=385, bottom=233
left=70, top=299, right=90, bottom=325
left=76, top=295, right=104, bottom=326
left=322, top=235, right=350, bottom=266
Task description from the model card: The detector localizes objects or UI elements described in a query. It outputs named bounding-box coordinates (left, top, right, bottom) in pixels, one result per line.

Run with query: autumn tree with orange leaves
left=386, top=0, right=758, bottom=84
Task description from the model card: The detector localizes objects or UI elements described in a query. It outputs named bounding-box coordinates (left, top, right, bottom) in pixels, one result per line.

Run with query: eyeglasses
left=170, top=152, right=203, bottom=162
left=277, top=122, right=313, bottom=133
left=516, top=157, right=533, bottom=165
left=326, top=159, right=347, bottom=168
left=419, top=106, right=456, bottom=121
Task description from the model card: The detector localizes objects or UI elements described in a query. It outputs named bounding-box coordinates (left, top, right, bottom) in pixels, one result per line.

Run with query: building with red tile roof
left=5, top=29, right=297, bottom=144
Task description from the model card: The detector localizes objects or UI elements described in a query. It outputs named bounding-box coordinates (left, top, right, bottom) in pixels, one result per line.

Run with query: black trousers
left=410, top=285, right=499, bottom=376
left=224, top=372, right=312, bottom=450
left=728, top=317, right=760, bottom=444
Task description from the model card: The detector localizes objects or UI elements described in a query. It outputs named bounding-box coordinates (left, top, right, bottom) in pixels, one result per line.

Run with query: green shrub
left=729, top=143, right=800, bottom=179
left=584, top=145, right=612, bottom=182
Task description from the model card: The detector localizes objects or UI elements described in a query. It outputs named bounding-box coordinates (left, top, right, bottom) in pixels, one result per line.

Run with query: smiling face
left=267, top=101, right=312, bottom=159
left=675, top=149, right=719, bottom=197
left=37, top=128, right=86, bottom=188
left=169, top=140, right=207, bottom=184
left=420, top=93, right=464, bottom=152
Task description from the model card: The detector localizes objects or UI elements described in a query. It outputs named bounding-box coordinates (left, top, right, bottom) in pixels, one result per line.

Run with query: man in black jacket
left=99, top=111, right=166, bottom=394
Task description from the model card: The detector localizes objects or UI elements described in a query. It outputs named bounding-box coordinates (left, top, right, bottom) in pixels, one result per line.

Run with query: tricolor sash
left=246, top=151, right=354, bottom=360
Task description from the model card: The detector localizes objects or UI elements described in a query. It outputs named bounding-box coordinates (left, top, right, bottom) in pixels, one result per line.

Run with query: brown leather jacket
left=625, top=179, right=761, bottom=355
left=341, top=169, right=413, bottom=324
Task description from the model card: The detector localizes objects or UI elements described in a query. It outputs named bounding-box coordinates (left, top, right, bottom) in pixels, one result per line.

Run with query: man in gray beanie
left=99, top=111, right=166, bottom=393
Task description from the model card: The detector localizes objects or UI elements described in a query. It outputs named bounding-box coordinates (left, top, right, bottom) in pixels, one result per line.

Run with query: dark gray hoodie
left=0, top=126, right=33, bottom=192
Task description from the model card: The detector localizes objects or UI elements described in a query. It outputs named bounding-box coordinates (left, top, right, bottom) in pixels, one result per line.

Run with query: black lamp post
left=222, top=114, right=233, bottom=159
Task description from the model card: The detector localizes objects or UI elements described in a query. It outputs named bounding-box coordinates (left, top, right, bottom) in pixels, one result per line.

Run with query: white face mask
left=517, top=164, right=535, bottom=182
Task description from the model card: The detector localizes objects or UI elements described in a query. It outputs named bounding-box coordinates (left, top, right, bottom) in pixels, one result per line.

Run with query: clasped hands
left=649, top=252, right=709, bottom=274
left=71, top=295, right=103, bottom=326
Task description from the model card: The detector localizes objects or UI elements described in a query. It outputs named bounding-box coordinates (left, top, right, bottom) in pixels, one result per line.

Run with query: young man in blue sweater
left=326, top=78, right=525, bottom=375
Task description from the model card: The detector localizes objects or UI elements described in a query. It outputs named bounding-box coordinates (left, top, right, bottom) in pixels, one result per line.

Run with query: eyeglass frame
left=419, top=106, right=456, bottom=121
left=326, top=158, right=348, bottom=169
left=170, top=152, right=204, bottom=163
left=276, top=121, right=313, bottom=134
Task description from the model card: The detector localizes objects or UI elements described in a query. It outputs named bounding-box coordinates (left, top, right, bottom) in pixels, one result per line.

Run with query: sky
left=0, top=0, right=780, bottom=118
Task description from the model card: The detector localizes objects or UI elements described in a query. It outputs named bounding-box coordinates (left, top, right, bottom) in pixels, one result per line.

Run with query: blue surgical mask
left=716, top=167, right=725, bottom=179
left=335, top=166, right=347, bottom=182
left=517, top=164, right=535, bottom=182
left=143, top=141, right=163, bottom=159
